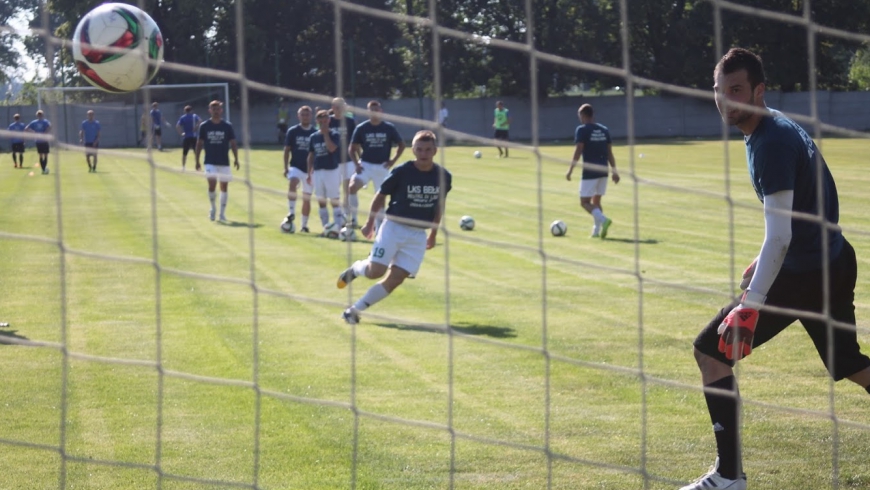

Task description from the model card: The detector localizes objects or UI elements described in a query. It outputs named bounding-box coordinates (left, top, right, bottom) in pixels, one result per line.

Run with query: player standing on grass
left=680, top=47, right=870, bottom=490
left=195, top=100, right=239, bottom=222
left=8, top=114, right=25, bottom=168
left=493, top=100, right=511, bottom=158
left=347, top=100, right=405, bottom=231
left=150, top=101, right=165, bottom=150
left=25, top=110, right=51, bottom=175
left=282, top=105, right=317, bottom=233
left=566, top=104, right=619, bottom=238
left=308, top=109, right=345, bottom=233
left=176, top=105, right=202, bottom=171
left=336, top=130, right=451, bottom=325
left=328, top=97, right=357, bottom=225
left=79, top=110, right=101, bottom=173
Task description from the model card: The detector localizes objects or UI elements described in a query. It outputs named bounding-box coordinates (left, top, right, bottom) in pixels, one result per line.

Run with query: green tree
left=0, top=0, right=39, bottom=85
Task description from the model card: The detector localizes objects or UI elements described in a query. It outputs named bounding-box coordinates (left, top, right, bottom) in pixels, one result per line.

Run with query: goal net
left=1, top=1, right=869, bottom=489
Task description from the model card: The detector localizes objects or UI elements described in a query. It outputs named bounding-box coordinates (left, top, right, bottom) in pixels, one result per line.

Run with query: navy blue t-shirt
left=284, top=124, right=317, bottom=171
left=351, top=120, right=403, bottom=164
left=380, top=161, right=452, bottom=227
left=746, top=109, right=843, bottom=271
left=197, top=119, right=236, bottom=166
left=308, top=130, right=341, bottom=170
left=574, top=122, right=611, bottom=179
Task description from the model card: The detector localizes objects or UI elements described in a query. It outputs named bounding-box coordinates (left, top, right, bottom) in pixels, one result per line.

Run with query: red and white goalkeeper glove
left=739, top=258, right=757, bottom=290
left=717, top=290, right=764, bottom=360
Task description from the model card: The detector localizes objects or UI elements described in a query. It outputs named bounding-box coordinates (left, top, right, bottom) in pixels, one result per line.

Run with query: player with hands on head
left=308, top=109, right=346, bottom=234
left=195, top=100, right=239, bottom=222
left=680, top=47, right=870, bottom=490
left=336, top=130, right=451, bottom=325
left=282, top=105, right=317, bottom=233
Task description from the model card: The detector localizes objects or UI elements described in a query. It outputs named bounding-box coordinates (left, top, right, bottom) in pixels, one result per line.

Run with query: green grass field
left=1, top=139, right=869, bottom=489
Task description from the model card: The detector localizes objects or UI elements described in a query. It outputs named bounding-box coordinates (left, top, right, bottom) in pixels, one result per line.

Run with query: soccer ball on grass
left=280, top=217, right=295, bottom=234
left=550, top=220, right=567, bottom=237
left=473, top=151, right=482, bottom=159
left=339, top=226, right=357, bottom=242
left=72, top=3, right=164, bottom=93
left=459, top=215, right=475, bottom=231
left=323, top=222, right=341, bottom=239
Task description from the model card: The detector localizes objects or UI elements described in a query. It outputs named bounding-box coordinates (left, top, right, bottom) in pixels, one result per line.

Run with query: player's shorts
left=694, top=239, right=870, bottom=381
left=11, top=143, right=24, bottom=153
left=277, top=123, right=288, bottom=133
left=343, top=160, right=357, bottom=181
left=182, top=137, right=197, bottom=156
left=153, top=126, right=162, bottom=136
left=35, top=142, right=50, bottom=154
left=84, top=142, right=98, bottom=154
left=351, top=161, right=390, bottom=191
left=369, top=219, right=428, bottom=276
left=313, top=168, right=341, bottom=200
left=204, top=164, right=233, bottom=182
left=287, top=167, right=313, bottom=194
left=579, top=177, right=608, bottom=198
left=494, top=129, right=510, bottom=140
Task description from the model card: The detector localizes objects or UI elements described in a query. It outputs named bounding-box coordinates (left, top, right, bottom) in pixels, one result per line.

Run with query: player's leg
left=206, top=169, right=218, bottom=221
left=338, top=220, right=397, bottom=289
left=155, top=129, right=163, bottom=151
left=286, top=176, right=300, bottom=226
left=181, top=140, right=189, bottom=169
left=592, top=191, right=613, bottom=239
left=579, top=182, right=598, bottom=236
left=327, top=169, right=345, bottom=226
left=504, top=132, right=509, bottom=157
left=218, top=178, right=229, bottom=221
left=300, top=191, right=312, bottom=232
left=93, top=146, right=98, bottom=171
left=348, top=167, right=370, bottom=227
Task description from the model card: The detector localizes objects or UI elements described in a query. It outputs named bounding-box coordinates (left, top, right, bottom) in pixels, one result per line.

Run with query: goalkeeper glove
left=717, top=290, right=764, bottom=361
left=739, top=258, right=757, bottom=290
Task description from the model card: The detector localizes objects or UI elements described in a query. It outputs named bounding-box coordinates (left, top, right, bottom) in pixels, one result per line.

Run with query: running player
left=176, top=105, right=202, bottom=171
left=24, top=110, right=51, bottom=174
left=308, top=109, right=345, bottom=233
left=79, top=110, right=101, bottom=172
left=195, top=100, right=240, bottom=222
left=282, top=105, right=317, bottom=233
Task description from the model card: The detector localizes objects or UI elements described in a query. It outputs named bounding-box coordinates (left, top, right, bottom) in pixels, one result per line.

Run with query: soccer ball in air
left=72, top=3, right=164, bottom=93
left=339, top=226, right=357, bottom=242
left=323, top=223, right=341, bottom=239
left=550, top=220, right=567, bottom=237
left=474, top=151, right=482, bottom=159
left=459, top=215, right=475, bottom=231
left=280, top=217, right=295, bottom=234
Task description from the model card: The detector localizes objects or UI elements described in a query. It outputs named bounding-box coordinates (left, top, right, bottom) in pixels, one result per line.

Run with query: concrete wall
left=5, top=91, right=869, bottom=148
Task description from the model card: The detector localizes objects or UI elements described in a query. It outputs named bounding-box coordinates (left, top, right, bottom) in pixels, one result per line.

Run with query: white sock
left=349, top=194, right=359, bottom=221
left=288, top=200, right=295, bottom=214
left=208, top=191, right=216, bottom=210
left=592, top=208, right=606, bottom=224
left=354, top=283, right=389, bottom=312
left=319, top=208, right=329, bottom=227
left=302, top=215, right=309, bottom=227
left=220, top=192, right=228, bottom=215
left=352, top=259, right=369, bottom=278
left=333, top=207, right=346, bottom=227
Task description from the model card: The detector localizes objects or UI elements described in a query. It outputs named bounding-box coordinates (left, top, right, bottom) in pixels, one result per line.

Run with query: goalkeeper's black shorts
left=694, top=239, right=870, bottom=380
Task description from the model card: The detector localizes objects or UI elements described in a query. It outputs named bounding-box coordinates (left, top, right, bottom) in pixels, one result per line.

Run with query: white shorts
left=287, top=167, right=313, bottom=194
left=351, top=161, right=390, bottom=191
left=204, top=164, right=233, bottom=182
left=343, top=161, right=356, bottom=181
left=314, top=168, right=341, bottom=200
left=369, top=219, right=428, bottom=276
left=579, top=177, right=608, bottom=198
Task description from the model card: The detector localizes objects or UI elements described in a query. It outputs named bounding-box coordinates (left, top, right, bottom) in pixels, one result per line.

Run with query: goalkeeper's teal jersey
left=745, top=109, right=843, bottom=271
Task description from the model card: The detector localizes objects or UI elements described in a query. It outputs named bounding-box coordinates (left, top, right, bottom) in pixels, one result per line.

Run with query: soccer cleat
left=337, top=267, right=357, bottom=289
left=300, top=226, right=310, bottom=233
left=600, top=218, right=613, bottom=239
left=591, top=225, right=601, bottom=238
left=219, top=214, right=227, bottom=222
left=342, top=307, right=360, bottom=325
left=209, top=209, right=216, bottom=221
left=286, top=213, right=295, bottom=225
left=679, top=459, right=747, bottom=490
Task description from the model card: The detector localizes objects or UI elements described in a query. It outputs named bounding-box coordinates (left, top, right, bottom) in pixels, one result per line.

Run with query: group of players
left=5, top=47, right=870, bottom=489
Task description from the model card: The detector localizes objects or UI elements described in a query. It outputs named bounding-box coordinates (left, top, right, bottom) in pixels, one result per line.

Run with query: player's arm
left=427, top=200, right=444, bottom=250
left=230, top=138, right=240, bottom=170
left=388, top=140, right=406, bottom=168
left=176, top=120, right=183, bottom=136
left=307, top=151, right=314, bottom=178
left=350, top=142, right=362, bottom=166
left=567, top=142, right=584, bottom=180
left=324, top=131, right=338, bottom=153
left=194, top=138, right=204, bottom=171
left=607, top=143, right=619, bottom=183
left=283, top=145, right=291, bottom=177
left=79, top=126, right=84, bottom=143
left=361, top=193, right=387, bottom=239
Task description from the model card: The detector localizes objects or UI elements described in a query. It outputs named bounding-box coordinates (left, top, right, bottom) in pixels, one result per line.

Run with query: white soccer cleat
left=209, top=209, right=216, bottom=221
left=680, top=459, right=746, bottom=490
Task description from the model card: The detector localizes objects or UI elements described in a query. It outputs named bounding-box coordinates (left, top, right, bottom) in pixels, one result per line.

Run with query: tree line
left=4, top=0, right=870, bottom=104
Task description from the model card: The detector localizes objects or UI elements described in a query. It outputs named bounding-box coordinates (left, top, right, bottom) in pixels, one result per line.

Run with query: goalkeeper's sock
left=704, top=375, right=741, bottom=480
left=353, top=283, right=389, bottom=312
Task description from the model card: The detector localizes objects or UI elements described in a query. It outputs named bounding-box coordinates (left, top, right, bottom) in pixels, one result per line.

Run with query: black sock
left=703, top=375, right=741, bottom=479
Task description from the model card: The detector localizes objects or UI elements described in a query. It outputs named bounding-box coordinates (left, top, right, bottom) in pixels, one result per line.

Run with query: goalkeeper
left=683, top=47, right=870, bottom=490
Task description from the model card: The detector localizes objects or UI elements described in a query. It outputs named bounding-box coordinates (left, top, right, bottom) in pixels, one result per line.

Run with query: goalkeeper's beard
left=724, top=92, right=756, bottom=127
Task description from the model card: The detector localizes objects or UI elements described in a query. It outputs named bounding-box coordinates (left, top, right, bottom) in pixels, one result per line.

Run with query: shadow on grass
left=375, top=322, right=517, bottom=339
left=218, top=220, right=263, bottom=229
left=0, top=328, right=30, bottom=346
left=603, top=237, right=659, bottom=244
